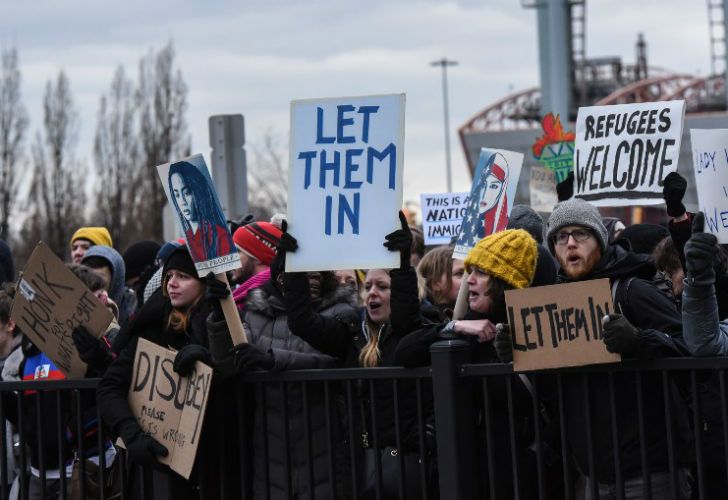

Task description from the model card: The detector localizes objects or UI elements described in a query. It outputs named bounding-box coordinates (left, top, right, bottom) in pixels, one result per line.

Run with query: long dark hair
left=168, top=161, right=229, bottom=258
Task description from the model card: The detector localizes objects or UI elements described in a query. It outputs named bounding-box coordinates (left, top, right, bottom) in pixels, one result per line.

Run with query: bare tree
left=93, top=66, right=139, bottom=249
left=248, top=127, right=288, bottom=215
left=0, top=47, right=28, bottom=240
left=28, top=71, right=86, bottom=257
left=134, top=41, right=190, bottom=240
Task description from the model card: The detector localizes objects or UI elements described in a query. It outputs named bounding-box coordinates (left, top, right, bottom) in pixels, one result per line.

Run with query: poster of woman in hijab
left=453, top=148, right=524, bottom=259
left=157, top=154, right=241, bottom=276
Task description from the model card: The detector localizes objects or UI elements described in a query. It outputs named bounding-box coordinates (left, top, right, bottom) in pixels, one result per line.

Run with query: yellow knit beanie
left=70, top=227, right=113, bottom=248
left=463, top=229, right=538, bottom=289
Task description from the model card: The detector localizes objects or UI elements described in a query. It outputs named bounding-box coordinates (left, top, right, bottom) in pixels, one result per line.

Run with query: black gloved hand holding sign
left=685, top=211, right=718, bottom=287
left=270, top=220, right=299, bottom=281
left=232, top=342, right=275, bottom=372
left=383, top=210, right=413, bottom=270
left=602, top=314, right=643, bottom=358
left=126, top=432, right=169, bottom=467
left=71, top=326, right=112, bottom=370
left=173, top=344, right=213, bottom=376
left=204, top=272, right=230, bottom=320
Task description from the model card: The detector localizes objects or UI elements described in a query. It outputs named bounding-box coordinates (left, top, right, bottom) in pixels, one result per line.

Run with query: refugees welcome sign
left=574, top=100, right=685, bottom=206
left=287, top=94, right=405, bottom=272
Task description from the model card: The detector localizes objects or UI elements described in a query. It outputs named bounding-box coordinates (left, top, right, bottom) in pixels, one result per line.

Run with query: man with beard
left=497, top=198, right=693, bottom=499
left=231, top=221, right=282, bottom=312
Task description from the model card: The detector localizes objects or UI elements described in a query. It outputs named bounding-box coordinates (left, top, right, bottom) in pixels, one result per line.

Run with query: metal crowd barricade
left=1, top=345, right=728, bottom=500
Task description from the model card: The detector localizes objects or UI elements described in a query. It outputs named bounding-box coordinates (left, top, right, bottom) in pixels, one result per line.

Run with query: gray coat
left=682, top=281, right=728, bottom=356
left=210, top=281, right=358, bottom=500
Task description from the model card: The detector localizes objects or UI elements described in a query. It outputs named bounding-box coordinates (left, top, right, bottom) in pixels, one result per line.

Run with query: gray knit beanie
left=507, top=205, right=544, bottom=244
left=546, top=198, right=608, bottom=254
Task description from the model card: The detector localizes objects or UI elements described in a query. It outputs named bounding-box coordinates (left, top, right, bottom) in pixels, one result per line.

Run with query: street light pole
left=431, top=57, right=458, bottom=192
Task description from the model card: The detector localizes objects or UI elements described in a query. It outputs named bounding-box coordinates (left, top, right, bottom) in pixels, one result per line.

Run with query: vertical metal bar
left=301, top=382, right=315, bottom=500
left=119, top=448, right=128, bottom=500
left=0, top=389, right=8, bottom=500
left=74, top=389, right=86, bottom=500
left=345, top=381, right=358, bottom=500
left=56, top=392, right=67, bottom=500
left=415, top=378, right=429, bottom=500
left=256, top=383, right=270, bottom=500
left=691, top=371, right=705, bottom=500
left=97, top=399, right=108, bottom=500
left=635, top=372, right=652, bottom=500
left=720, top=370, right=728, bottom=485
left=280, top=382, right=292, bottom=499
left=17, top=391, right=28, bottom=500
left=662, top=371, right=677, bottom=500
left=35, top=393, right=46, bottom=499
left=505, top=376, right=520, bottom=500
left=481, top=378, right=497, bottom=500
left=323, top=381, right=336, bottom=500
left=530, top=376, right=545, bottom=500
left=556, top=375, right=573, bottom=500
left=581, top=374, right=597, bottom=500
left=391, top=379, right=405, bottom=500
left=367, top=379, right=383, bottom=500
left=607, top=372, right=624, bottom=500
left=238, top=384, right=250, bottom=500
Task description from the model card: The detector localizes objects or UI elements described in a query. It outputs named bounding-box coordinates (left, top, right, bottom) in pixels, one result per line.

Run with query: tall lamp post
left=431, top=58, right=458, bottom=192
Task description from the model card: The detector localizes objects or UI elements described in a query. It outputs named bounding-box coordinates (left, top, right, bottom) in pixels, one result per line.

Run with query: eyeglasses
left=554, top=228, right=593, bottom=246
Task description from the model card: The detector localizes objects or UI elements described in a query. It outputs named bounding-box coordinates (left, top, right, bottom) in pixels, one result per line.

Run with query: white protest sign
left=529, top=166, right=558, bottom=213
left=420, top=192, right=469, bottom=245
left=690, top=129, right=728, bottom=243
left=453, top=148, right=524, bottom=259
left=287, top=94, right=405, bottom=272
left=574, top=100, right=685, bottom=206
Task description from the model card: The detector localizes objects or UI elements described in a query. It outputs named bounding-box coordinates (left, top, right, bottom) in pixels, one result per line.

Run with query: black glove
left=494, top=323, right=513, bottom=363
left=685, top=212, right=718, bottom=287
left=662, top=171, right=687, bottom=217
left=204, top=272, right=229, bottom=319
left=173, top=344, right=213, bottom=376
left=270, top=220, right=299, bottom=281
left=556, top=171, right=574, bottom=202
left=126, top=433, right=168, bottom=467
left=383, top=211, right=412, bottom=269
left=228, top=214, right=255, bottom=234
left=72, top=326, right=111, bottom=369
left=602, top=314, right=643, bottom=357
left=232, top=343, right=275, bottom=372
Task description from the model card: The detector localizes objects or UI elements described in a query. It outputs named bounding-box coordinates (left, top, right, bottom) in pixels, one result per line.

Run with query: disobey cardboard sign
left=10, top=242, right=113, bottom=378
left=127, top=338, right=212, bottom=479
left=505, top=279, right=621, bottom=371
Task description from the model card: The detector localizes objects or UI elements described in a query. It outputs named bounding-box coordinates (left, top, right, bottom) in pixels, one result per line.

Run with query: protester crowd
left=0, top=168, right=727, bottom=500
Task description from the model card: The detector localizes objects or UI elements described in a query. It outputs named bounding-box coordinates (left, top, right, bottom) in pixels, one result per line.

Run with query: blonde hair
left=359, top=320, right=384, bottom=367
left=418, top=246, right=454, bottom=304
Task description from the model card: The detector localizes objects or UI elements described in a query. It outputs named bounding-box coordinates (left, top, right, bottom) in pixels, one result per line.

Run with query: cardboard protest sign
left=10, top=242, right=114, bottom=378
left=574, top=100, right=685, bottom=207
left=420, top=192, right=469, bottom=245
left=453, top=148, right=523, bottom=259
left=532, top=113, right=575, bottom=183
left=690, top=129, right=728, bottom=243
left=505, top=279, right=621, bottom=372
left=529, top=166, right=558, bottom=213
left=286, top=94, right=405, bottom=272
left=127, top=338, right=212, bottom=479
left=157, top=154, right=241, bottom=276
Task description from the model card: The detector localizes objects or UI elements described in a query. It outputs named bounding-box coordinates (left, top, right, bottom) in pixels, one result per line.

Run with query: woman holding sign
left=168, top=161, right=234, bottom=263
left=98, top=247, right=230, bottom=499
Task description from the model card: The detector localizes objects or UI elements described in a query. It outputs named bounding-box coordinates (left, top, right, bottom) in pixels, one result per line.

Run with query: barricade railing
left=2, top=343, right=728, bottom=500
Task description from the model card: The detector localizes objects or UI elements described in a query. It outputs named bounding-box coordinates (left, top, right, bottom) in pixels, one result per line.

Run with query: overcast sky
left=0, top=0, right=714, bottom=204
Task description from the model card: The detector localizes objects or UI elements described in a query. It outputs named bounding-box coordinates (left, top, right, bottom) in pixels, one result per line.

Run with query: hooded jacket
left=210, top=278, right=356, bottom=500
left=82, top=246, right=137, bottom=325
left=555, top=241, right=693, bottom=482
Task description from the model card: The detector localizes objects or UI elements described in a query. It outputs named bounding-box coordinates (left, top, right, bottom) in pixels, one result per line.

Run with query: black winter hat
left=123, top=240, right=161, bottom=281
left=162, top=247, right=199, bottom=279
left=620, top=224, right=669, bottom=255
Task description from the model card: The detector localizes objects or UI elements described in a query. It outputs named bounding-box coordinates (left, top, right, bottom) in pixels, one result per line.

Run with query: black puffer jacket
left=211, top=279, right=358, bottom=500
left=97, top=289, right=232, bottom=499
left=556, top=241, right=693, bottom=483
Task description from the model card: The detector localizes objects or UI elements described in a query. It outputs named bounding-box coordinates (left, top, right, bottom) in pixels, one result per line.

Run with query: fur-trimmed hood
left=247, top=280, right=358, bottom=317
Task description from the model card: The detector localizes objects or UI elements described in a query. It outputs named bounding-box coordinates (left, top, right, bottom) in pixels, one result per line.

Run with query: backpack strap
left=610, top=277, right=636, bottom=315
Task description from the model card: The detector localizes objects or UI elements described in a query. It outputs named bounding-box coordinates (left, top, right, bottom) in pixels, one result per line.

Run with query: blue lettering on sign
left=300, top=103, right=397, bottom=236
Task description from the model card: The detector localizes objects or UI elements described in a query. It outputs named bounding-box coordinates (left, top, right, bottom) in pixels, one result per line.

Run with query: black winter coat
left=556, top=241, right=693, bottom=483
